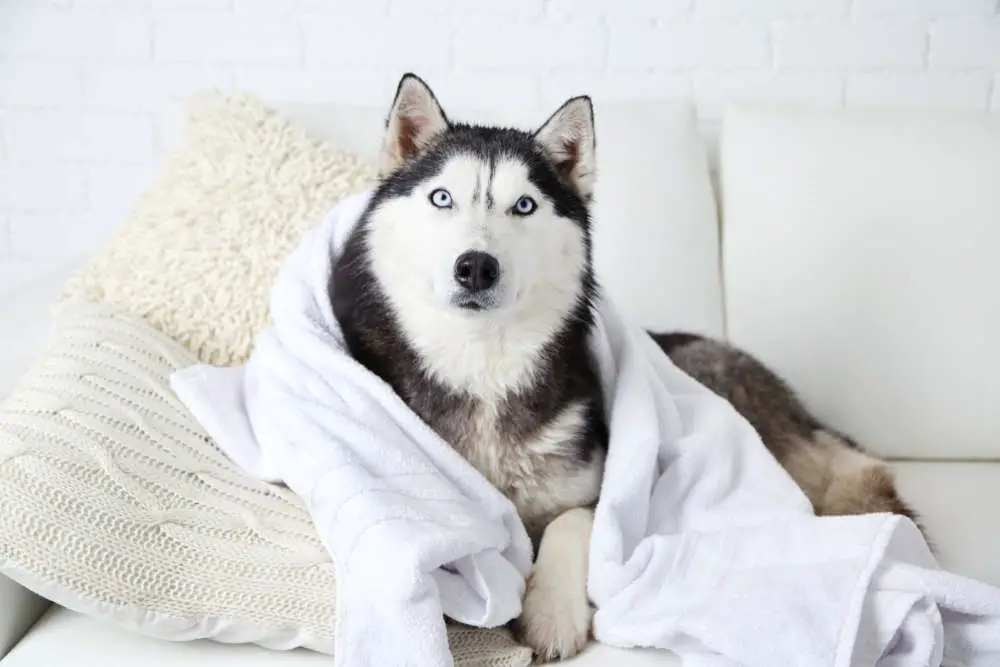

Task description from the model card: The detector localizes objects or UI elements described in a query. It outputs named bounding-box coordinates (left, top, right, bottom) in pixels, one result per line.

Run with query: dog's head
left=364, top=73, right=597, bottom=333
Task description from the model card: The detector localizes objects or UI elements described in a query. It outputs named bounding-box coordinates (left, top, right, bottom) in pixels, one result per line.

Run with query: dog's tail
left=650, top=331, right=923, bottom=533
left=798, top=429, right=920, bottom=520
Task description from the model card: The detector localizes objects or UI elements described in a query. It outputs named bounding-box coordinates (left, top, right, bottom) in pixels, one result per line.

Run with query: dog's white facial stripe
left=470, top=160, right=490, bottom=208
left=463, top=157, right=540, bottom=215
left=366, top=151, right=589, bottom=400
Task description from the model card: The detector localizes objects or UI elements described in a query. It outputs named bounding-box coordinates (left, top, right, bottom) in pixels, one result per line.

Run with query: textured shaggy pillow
left=64, top=91, right=377, bottom=366
left=2, top=91, right=531, bottom=665
left=0, top=302, right=530, bottom=665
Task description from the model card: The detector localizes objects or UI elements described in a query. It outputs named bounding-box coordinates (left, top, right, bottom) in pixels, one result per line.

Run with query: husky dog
left=331, top=73, right=917, bottom=662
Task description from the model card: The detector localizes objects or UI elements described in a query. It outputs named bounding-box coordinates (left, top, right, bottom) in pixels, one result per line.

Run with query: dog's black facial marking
left=380, top=146, right=451, bottom=200
left=376, top=123, right=592, bottom=233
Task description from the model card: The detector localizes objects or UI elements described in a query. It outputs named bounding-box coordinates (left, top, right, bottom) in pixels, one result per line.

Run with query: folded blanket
left=172, top=190, right=1000, bottom=667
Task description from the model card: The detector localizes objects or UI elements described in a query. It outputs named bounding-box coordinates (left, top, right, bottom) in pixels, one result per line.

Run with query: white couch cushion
left=721, top=106, right=1000, bottom=460
left=287, top=100, right=724, bottom=337
left=0, top=606, right=679, bottom=667
left=892, top=461, right=1000, bottom=587
left=0, top=578, right=47, bottom=660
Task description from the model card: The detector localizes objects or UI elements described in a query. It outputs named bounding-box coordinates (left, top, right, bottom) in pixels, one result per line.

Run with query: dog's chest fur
left=332, top=235, right=607, bottom=540
left=405, top=383, right=603, bottom=537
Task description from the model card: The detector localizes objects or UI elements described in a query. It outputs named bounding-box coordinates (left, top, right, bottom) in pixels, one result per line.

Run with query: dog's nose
left=454, top=251, right=500, bottom=293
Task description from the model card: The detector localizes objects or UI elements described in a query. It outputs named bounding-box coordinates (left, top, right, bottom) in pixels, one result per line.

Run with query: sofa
left=0, top=101, right=998, bottom=666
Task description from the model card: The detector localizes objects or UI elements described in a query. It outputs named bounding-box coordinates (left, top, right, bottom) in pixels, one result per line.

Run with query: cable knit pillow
left=0, top=302, right=530, bottom=664
left=1, top=91, right=531, bottom=666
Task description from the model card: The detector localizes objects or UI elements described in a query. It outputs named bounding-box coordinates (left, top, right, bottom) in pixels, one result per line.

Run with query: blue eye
left=429, top=188, right=453, bottom=209
left=512, top=195, right=537, bottom=216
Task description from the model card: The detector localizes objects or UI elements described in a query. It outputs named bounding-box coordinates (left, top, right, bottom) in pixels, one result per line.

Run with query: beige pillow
left=64, top=91, right=377, bottom=366
left=0, top=302, right=529, bottom=665
left=2, top=91, right=531, bottom=665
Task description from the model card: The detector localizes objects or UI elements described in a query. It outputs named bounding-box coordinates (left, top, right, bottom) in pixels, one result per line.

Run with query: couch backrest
left=721, top=105, right=1000, bottom=460
left=283, top=100, right=724, bottom=338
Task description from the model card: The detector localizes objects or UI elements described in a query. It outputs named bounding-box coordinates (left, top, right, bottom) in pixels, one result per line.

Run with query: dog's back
left=652, top=333, right=919, bottom=524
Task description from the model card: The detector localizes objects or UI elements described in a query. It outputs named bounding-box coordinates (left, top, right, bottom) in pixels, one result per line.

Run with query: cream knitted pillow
left=0, top=301, right=530, bottom=665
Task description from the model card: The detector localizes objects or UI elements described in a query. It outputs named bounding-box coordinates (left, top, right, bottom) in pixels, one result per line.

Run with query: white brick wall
left=1, top=0, right=999, bottom=288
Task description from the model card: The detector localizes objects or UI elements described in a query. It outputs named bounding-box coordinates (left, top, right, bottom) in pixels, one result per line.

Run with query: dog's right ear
left=379, top=73, right=449, bottom=176
left=534, top=96, right=596, bottom=201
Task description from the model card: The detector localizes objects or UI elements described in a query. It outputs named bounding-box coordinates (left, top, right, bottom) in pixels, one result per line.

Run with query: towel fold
left=586, top=281, right=1000, bottom=667
left=172, top=190, right=1000, bottom=667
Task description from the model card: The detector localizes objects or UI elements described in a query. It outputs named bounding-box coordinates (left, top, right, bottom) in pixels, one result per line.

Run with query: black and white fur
left=331, top=73, right=919, bottom=662
left=332, top=74, right=605, bottom=660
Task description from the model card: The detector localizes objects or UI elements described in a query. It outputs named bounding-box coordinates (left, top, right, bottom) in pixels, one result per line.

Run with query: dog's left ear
left=534, top=96, right=596, bottom=200
left=379, top=73, right=450, bottom=176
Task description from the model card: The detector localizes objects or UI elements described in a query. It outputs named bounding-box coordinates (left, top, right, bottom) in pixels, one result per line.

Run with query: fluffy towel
left=172, top=190, right=1000, bottom=667
left=172, top=190, right=532, bottom=667
left=588, top=310, right=1000, bottom=666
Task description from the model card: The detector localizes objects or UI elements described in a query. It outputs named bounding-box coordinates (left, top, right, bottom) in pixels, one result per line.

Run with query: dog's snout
left=454, top=251, right=500, bottom=293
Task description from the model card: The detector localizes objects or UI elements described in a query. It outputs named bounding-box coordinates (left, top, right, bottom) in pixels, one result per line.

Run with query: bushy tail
left=650, top=330, right=924, bottom=535
left=810, top=430, right=922, bottom=525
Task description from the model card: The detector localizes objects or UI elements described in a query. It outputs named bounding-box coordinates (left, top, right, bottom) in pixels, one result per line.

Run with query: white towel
left=172, top=190, right=1000, bottom=667
left=587, top=307, right=1000, bottom=666
left=172, top=190, right=533, bottom=667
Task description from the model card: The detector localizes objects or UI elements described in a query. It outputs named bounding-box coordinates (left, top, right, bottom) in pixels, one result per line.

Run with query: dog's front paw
left=516, top=570, right=592, bottom=662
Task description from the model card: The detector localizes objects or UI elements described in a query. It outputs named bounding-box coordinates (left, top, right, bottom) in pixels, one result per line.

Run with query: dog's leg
left=517, top=506, right=594, bottom=662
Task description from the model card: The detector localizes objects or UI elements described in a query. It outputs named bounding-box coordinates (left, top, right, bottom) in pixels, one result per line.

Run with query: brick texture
left=930, top=18, right=1000, bottom=68
left=0, top=9, right=151, bottom=59
left=852, top=0, right=996, bottom=17
left=846, top=72, right=992, bottom=108
left=154, top=12, right=299, bottom=64
left=0, top=1, right=998, bottom=275
left=776, top=22, right=927, bottom=70
left=610, top=22, right=770, bottom=69
left=696, top=0, right=849, bottom=19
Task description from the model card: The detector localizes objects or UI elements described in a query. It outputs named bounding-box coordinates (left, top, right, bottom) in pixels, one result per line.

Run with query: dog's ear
left=534, top=96, right=596, bottom=200
left=379, top=73, right=449, bottom=176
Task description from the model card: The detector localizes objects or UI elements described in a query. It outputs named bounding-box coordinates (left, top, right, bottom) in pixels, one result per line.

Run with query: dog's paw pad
left=516, top=575, right=592, bottom=662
